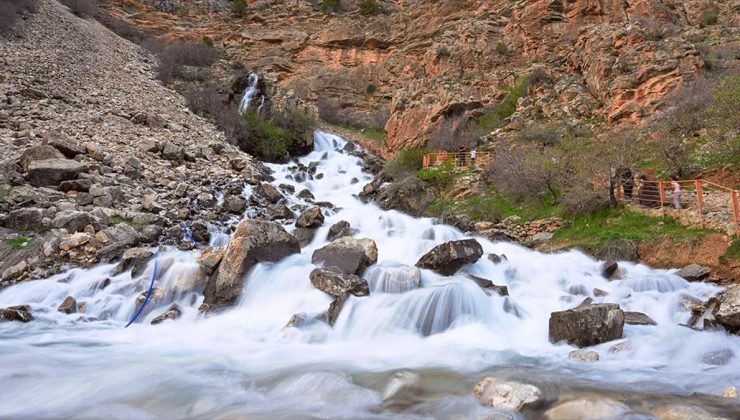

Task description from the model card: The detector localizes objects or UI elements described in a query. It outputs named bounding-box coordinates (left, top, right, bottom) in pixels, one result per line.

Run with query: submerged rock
left=382, top=371, right=421, bottom=410
left=415, top=239, right=483, bottom=276
left=467, top=274, right=509, bottom=296
left=310, top=266, right=369, bottom=298
left=650, top=404, right=731, bottom=420
left=473, top=377, right=543, bottom=411
left=202, top=220, right=300, bottom=310
left=364, top=264, right=421, bottom=294
left=286, top=312, right=328, bottom=328
left=0, top=305, right=34, bottom=322
left=544, top=397, right=630, bottom=420
left=624, top=311, right=657, bottom=326
left=312, top=237, right=378, bottom=275
left=568, top=349, right=599, bottom=362
left=488, top=253, right=507, bottom=264
left=111, top=247, right=154, bottom=278
left=151, top=304, right=182, bottom=325
left=601, top=260, right=618, bottom=279
left=57, top=296, right=77, bottom=314
left=327, top=220, right=353, bottom=241
left=549, top=302, right=624, bottom=347
left=327, top=292, right=350, bottom=326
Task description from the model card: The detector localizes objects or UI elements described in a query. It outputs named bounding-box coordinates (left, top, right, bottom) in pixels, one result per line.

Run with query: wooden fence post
left=695, top=180, right=704, bottom=228
left=658, top=182, right=665, bottom=217
left=732, top=190, right=739, bottom=236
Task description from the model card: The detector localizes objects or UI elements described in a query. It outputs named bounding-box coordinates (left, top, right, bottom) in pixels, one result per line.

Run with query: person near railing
left=470, top=149, right=477, bottom=166
left=671, top=176, right=682, bottom=210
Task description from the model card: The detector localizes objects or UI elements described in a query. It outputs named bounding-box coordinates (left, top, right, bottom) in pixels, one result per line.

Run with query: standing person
left=470, top=149, right=477, bottom=166
left=671, top=176, right=682, bottom=210
left=621, top=167, right=634, bottom=199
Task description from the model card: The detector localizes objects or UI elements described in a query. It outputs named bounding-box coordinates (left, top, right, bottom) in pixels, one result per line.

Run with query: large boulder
left=473, top=377, right=543, bottom=411
left=295, top=206, right=324, bottom=228
left=4, top=208, right=44, bottom=230
left=19, top=145, right=65, bottom=172
left=312, top=237, right=378, bottom=275
left=254, top=183, right=284, bottom=204
left=203, top=220, right=300, bottom=309
left=310, top=266, right=369, bottom=298
left=715, top=284, right=740, bottom=334
left=52, top=210, right=98, bottom=233
left=111, top=247, right=154, bottom=278
left=327, top=220, right=353, bottom=241
left=675, top=264, right=710, bottom=282
left=549, top=302, right=625, bottom=347
left=596, top=238, right=638, bottom=261
left=0, top=305, right=34, bottom=322
left=25, top=158, right=88, bottom=187
left=415, top=239, right=483, bottom=276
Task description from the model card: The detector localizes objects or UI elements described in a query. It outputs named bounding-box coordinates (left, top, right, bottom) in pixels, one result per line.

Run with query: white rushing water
left=238, top=73, right=262, bottom=116
left=0, top=132, right=739, bottom=418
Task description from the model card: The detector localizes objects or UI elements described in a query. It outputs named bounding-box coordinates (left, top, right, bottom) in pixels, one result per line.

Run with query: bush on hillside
left=156, top=42, right=218, bottom=84
left=383, top=147, right=428, bottom=179
left=0, top=0, right=38, bottom=35
left=321, top=0, right=341, bottom=12
left=359, top=0, right=381, bottom=15
left=231, top=0, right=247, bottom=17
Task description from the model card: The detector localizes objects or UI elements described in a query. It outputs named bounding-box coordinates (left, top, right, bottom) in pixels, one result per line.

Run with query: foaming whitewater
left=1, top=132, right=739, bottom=418
left=237, top=73, right=262, bottom=115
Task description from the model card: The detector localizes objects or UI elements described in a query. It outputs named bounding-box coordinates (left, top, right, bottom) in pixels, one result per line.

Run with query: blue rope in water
left=125, top=257, right=158, bottom=328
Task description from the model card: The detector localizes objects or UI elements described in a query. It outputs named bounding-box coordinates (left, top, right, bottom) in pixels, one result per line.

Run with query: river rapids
left=0, top=132, right=738, bottom=419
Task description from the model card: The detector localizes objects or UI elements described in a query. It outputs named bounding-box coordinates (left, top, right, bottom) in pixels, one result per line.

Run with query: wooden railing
left=614, top=178, right=739, bottom=235
left=422, top=151, right=492, bottom=169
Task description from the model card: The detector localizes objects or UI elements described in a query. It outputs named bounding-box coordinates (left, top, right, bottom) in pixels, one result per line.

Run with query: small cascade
left=238, top=73, right=263, bottom=115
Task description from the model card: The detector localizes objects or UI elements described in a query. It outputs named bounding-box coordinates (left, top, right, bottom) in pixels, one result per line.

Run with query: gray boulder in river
left=202, top=220, right=300, bottom=310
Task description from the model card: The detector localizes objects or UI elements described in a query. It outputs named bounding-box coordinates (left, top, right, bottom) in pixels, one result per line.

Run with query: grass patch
left=5, top=236, right=34, bottom=248
left=720, top=239, right=740, bottom=263
left=359, top=127, right=386, bottom=144
left=426, top=188, right=557, bottom=223
left=553, top=209, right=715, bottom=250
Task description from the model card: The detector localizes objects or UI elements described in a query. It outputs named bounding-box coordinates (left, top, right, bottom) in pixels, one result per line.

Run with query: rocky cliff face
left=104, top=0, right=736, bottom=152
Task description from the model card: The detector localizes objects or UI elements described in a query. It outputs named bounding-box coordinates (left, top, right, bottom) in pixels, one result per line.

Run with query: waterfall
left=0, top=131, right=738, bottom=418
left=238, top=73, right=262, bottom=115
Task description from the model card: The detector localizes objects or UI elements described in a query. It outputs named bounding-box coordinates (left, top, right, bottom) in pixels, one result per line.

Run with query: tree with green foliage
left=322, top=0, right=341, bottom=12
left=231, top=0, right=247, bottom=17
left=359, top=0, right=381, bottom=15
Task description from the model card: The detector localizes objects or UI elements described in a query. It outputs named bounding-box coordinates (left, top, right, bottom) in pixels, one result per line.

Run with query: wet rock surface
left=415, top=239, right=483, bottom=276
left=311, top=237, right=378, bottom=276
left=549, top=302, right=625, bottom=347
left=57, top=296, right=77, bottom=314
left=202, top=220, right=300, bottom=310
left=473, top=377, right=543, bottom=411
left=0, top=305, right=34, bottom=322
left=310, top=266, right=369, bottom=298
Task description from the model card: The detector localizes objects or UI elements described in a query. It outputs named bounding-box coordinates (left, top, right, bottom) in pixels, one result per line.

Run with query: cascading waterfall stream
left=0, top=131, right=738, bottom=418
left=238, top=73, right=262, bottom=116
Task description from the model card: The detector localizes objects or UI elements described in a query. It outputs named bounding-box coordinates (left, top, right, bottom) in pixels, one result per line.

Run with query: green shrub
left=242, top=111, right=292, bottom=162
left=700, top=11, right=718, bottom=27
left=416, top=159, right=456, bottom=186
left=720, top=239, right=740, bottom=263
left=477, top=76, right=530, bottom=131
left=384, top=148, right=429, bottom=179
left=436, top=45, right=451, bottom=59
left=231, top=0, right=247, bottom=17
left=495, top=42, right=508, bottom=55
left=202, top=35, right=214, bottom=47
left=322, top=0, right=341, bottom=12
left=359, top=0, right=381, bottom=15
